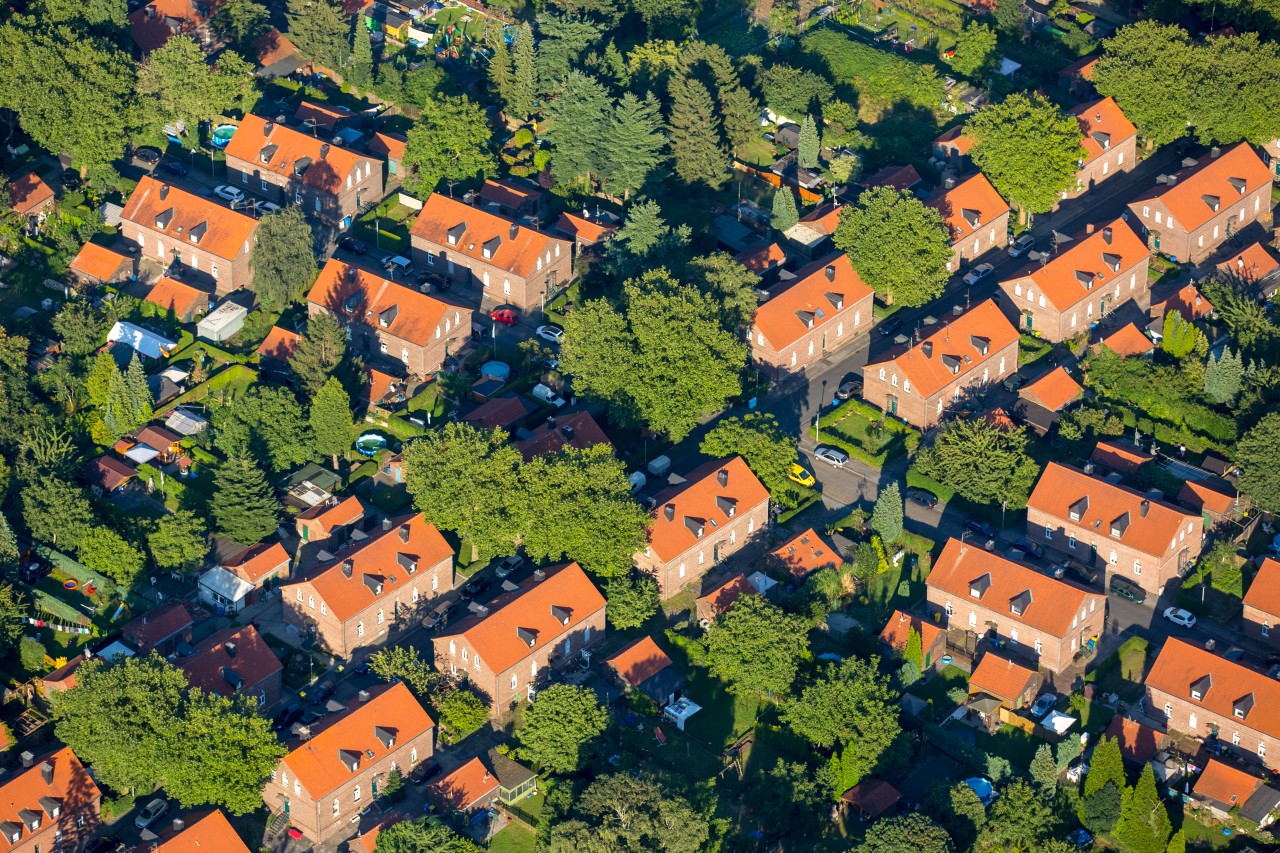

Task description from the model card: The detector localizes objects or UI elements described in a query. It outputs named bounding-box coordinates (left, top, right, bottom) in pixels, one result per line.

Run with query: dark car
left=836, top=379, right=863, bottom=400
left=460, top=577, right=492, bottom=601
left=307, top=679, right=336, bottom=705
left=964, top=518, right=997, bottom=539
left=879, top=317, right=903, bottom=337
left=352, top=659, right=372, bottom=676
left=1109, top=575, right=1146, bottom=603
left=1060, top=561, right=1099, bottom=585
left=339, top=236, right=369, bottom=255
left=159, top=159, right=189, bottom=177
left=1013, top=536, right=1045, bottom=560
left=271, top=703, right=303, bottom=732
left=135, top=146, right=162, bottom=165
left=409, top=761, right=443, bottom=785
left=907, top=488, right=939, bottom=509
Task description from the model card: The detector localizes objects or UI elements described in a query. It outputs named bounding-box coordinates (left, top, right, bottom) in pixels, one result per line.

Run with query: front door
left=888, top=394, right=898, bottom=415
left=1024, top=311, right=1033, bottom=330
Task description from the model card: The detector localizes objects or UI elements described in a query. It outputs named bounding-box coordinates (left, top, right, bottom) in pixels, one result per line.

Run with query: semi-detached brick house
left=633, top=457, right=771, bottom=600
left=1145, top=637, right=1280, bottom=770
left=282, top=513, right=454, bottom=659
left=120, top=176, right=257, bottom=296
left=432, top=562, right=606, bottom=717
left=997, top=218, right=1150, bottom=342
left=1026, top=462, right=1203, bottom=598
left=1242, top=557, right=1280, bottom=644
left=180, top=624, right=283, bottom=709
left=409, top=193, right=573, bottom=313
left=262, top=682, right=435, bottom=843
left=749, top=253, right=874, bottom=379
left=306, top=258, right=473, bottom=379
left=927, top=173, right=1011, bottom=272
left=1127, top=142, right=1274, bottom=263
left=0, top=747, right=101, bottom=853
left=224, top=115, right=382, bottom=228
left=1065, top=97, right=1138, bottom=200
left=861, top=299, right=1019, bottom=429
left=926, top=538, right=1106, bottom=674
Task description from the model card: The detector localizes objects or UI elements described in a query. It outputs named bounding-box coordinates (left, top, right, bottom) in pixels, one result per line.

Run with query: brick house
left=120, top=176, right=257, bottom=296
left=180, top=624, right=283, bottom=709
left=633, top=457, right=771, bottom=600
left=926, top=538, right=1106, bottom=674
left=553, top=211, right=619, bottom=252
left=262, top=682, right=435, bottom=843
left=306, top=258, right=473, bottom=379
left=1217, top=242, right=1280, bottom=294
left=968, top=653, right=1042, bottom=711
left=429, top=757, right=499, bottom=815
left=1178, top=478, right=1240, bottom=528
left=145, top=276, right=213, bottom=324
left=1191, top=759, right=1280, bottom=827
left=129, top=0, right=223, bottom=53
left=224, top=541, right=291, bottom=603
left=749, top=253, right=874, bottom=379
left=68, top=243, right=134, bottom=288
left=933, top=126, right=974, bottom=174
left=770, top=527, right=841, bottom=582
left=996, top=219, right=1149, bottom=341
left=861, top=299, right=1020, bottom=429
left=0, top=747, right=101, bottom=853
left=153, top=810, right=250, bottom=853
left=409, top=193, right=573, bottom=313
left=1017, top=366, right=1083, bottom=414
left=296, top=494, right=365, bottom=546
left=368, top=132, right=407, bottom=186
left=1090, top=440, right=1152, bottom=478
left=1127, top=142, right=1274, bottom=263
left=514, top=410, right=611, bottom=460
left=1145, top=637, right=1280, bottom=771
left=1065, top=97, right=1138, bottom=200
left=927, top=173, right=1011, bottom=272
left=432, top=562, right=606, bottom=717
left=224, top=115, right=382, bottom=228
left=1026, top=462, right=1203, bottom=598
left=605, top=635, right=684, bottom=707
left=694, top=573, right=757, bottom=624
left=1242, top=558, right=1280, bottom=644
left=477, top=179, right=548, bottom=222
left=282, top=514, right=454, bottom=659
left=9, top=172, right=54, bottom=223
left=1099, top=322, right=1155, bottom=357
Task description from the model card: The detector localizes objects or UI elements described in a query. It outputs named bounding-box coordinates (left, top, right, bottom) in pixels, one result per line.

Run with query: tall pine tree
left=285, top=0, right=349, bottom=72
left=798, top=113, right=820, bottom=169
left=601, top=92, right=666, bottom=200
left=212, top=445, right=282, bottom=544
left=771, top=188, right=798, bottom=232
left=545, top=71, right=611, bottom=189
left=310, top=377, right=352, bottom=470
left=124, top=354, right=153, bottom=426
left=668, top=74, right=726, bottom=187
left=487, top=31, right=514, bottom=110
left=349, top=18, right=373, bottom=92
left=872, top=482, right=903, bottom=543
left=720, top=82, right=760, bottom=156
left=1205, top=345, right=1244, bottom=404
left=509, top=23, right=537, bottom=120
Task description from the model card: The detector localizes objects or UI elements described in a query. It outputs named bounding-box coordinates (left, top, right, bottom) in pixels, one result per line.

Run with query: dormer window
left=684, top=516, right=705, bottom=538
left=447, top=223, right=466, bottom=246
left=339, top=748, right=361, bottom=773
left=969, top=335, right=989, bottom=356
left=1075, top=270, right=1095, bottom=289
left=550, top=605, right=571, bottom=625
left=362, top=574, right=384, bottom=596
left=482, top=236, right=501, bottom=259
left=1009, top=589, right=1033, bottom=617
left=1203, top=194, right=1221, bottom=212
left=1092, top=130, right=1111, bottom=151
left=293, top=156, right=312, bottom=177
left=961, top=208, right=981, bottom=229
left=796, top=310, right=815, bottom=328
left=1102, top=253, right=1122, bottom=272
left=188, top=221, right=207, bottom=244
left=1069, top=496, right=1089, bottom=522
left=19, top=810, right=40, bottom=831
left=922, top=341, right=934, bottom=358
left=379, top=305, right=399, bottom=328
left=1190, top=673, right=1212, bottom=701
left=715, top=496, right=737, bottom=518
left=259, top=143, right=278, bottom=164
left=516, top=627, right=537, bottom=647
left=1110, top=511, right=1130, bottom=538
left=826, top=292, right=843, bottom=310
left=155, top=207, right=174, bottom=230
left=396, top=552, right=417, bottom=574
left=969, top=573, right=991, bottom=599
left=0, top=822, right=19, bottom=844
left=374, top=725, right=396, bottom=749
left=39, top=797, right=60, bottom=820
left=941, top=354, right=961, bottom=375
left=1234, top=692, right=1255, bottom=719
left=1228, top=176, right=1247, bottom=195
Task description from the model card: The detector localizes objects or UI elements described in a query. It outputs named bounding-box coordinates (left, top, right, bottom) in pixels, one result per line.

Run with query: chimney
left=224, top=641, right=237, bottom=658
left=382, top=517, right=392, bottom=531
left=358, top=689, right=371, bottom=702
left=399, top=524, right=410, bottom=543
left=1102, top=227, right=1113, bottom=244
left=664, top=504, right=675, bottom=521
left=264, top=121, right=274, bottom=136
left=159, top=183, right=170, bottom=200
left=533, top=569, right=546, bottom=582
left=172, top=818, right=185, bottom=833
left=1140, top=499, right=1150, bottom=517
left=1211, top=146, right=1221, bottom=158
left=509, top=222, right=519, bottom=240
left=342, top=559, right=354, bottom=578
left=922, top=341, right=933, bottom=358
left=39, top=762, right=53, bottom=785
left=319, top=143, right=330, bottom=159
left=717, top=469, right=728, bottom=487
left=1086, top=223, right=1095, bottom=235
left=20, top=751, right=34, bottom=769
left=825, top=265, right=835, bottom=281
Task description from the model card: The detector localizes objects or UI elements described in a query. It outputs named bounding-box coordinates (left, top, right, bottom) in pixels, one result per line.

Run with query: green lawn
left=973, top=724, right=1040, bottom=770
left=1085, top=636, right=1148, bottom=703
left=849, top=549, right=928, bottom=629
left=908, top=663, right=969, bottom=708
left=905, top=466, right=956, bottom=505
left=490, top=822, right=537, bottom=853
left=815, top=400, right=919, bottom=467
left=1018, top=333, right=1055, bottom=368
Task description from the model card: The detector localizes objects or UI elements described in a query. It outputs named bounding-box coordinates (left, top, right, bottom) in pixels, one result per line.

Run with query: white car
left=213, top=185, right=245, bottom=203
left=1163, top=607, right=1197, bottom=629
left=531, top=383, right=566, bottom=408
left=536, top=324, right=564, bottom=344
left=134, top=798, right=168, bottom=829
left=495, top=555, right=523, bottom=578
left=813, top=445, right=849, bottom=468
left=963, top=263, right=996, bottom=286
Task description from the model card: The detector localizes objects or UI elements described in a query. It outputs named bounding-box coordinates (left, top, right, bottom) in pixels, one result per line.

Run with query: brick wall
left=999, top=256, right=1151, bottom=342
left=862, top=337, right=1019, bottom=429
left=1147, top=684, right=1280, bottom=770
left=633, top=499, right=771, bottom=600
left=1242, top=604, right=1280, bottom=645
left=751, top=291, right=873, bottom=379
left=10, top=801, right=100, bottom=853
left=225, top=156, right=382, bottom=226
left=1130, top=183, right=1273, bottom=263
left=307, top=301, right=471, bottom=377
left=1066, top=134, right=1138, bottom=200
left=409, top=234, right=574, bottom=313
left=947, top=210, right=1011, bottom=271
left=120, top=220, right=251, bottom=296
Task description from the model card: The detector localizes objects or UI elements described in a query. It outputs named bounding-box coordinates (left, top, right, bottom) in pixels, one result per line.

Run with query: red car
left=491, top=308, right=519, bottom=326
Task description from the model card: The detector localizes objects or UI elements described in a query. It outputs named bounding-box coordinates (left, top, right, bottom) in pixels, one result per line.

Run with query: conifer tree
left=285, top=0, right=349, bottom=71
left=349, top=18, right=373, bottom=92
left=798, top=113, right=820, bottom=169
left=1030, top=743, right=1058, bottom=796
left=600, top=92, right=665, bottom=201
left=509, top=23, right=537, bottom=120
left=124, top=354, right=153, bottom=426
left=1114, top=764, right=1171, bottom=853
left=310, top=377, right=352, bottom=470
left=719, top=81, right=759, bottom=155
left=668, top=74, right=726, bottom=187
left=487, top=32, right=514, bottom=109
left=1205, top=345, right=1244, bottom=404
left=212, top=445, right=282, bottom=544
left=771, top=188, right=798, bottom=232
left=872, top=482, right=903, bottom=544
left=1084, top=735, right=1127, bottom=797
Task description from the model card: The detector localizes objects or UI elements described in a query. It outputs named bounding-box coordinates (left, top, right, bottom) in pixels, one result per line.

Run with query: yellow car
left=788, top=463, right=816, bottom=487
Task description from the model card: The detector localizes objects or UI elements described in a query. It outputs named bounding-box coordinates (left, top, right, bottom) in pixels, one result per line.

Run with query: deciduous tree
left=861, top=813, right=955, bottom=853
left=53, top=300, right=108, bottom=358
left=435, top=687, right=488, bottom=739
left=79, top=526, right=145, bottom=587
left=211, top=0, right=270, bottom=47
left=137, top=36, right=259, bottom=144
left=923, top=783, right=986, bottom=851
left=605, top=573, right=659, bottom=629
left=709, top=595, right=809, bottom=696
left=833, top=187, right=951, bottom=306
left=914, top=417, right=1042, bottom=509
left=403, top=94, right=495, bottom=197
left=1094, top=22, right=1197, bottom=148
left=967, top=92, right=1084, bottom=221
left=310, top=377, right=352, bottom=470
left=21, top=477, right=92, bottom=551
left=783, top=657, right=900, bottom=783
left=368, top=645, right=443, bottom=696
left=147, top=510, right=209, bottom=573
left=251, top=207, right=317, bottom=311
left=167, top=689, right=286, bottom=813
left=951, top=21, right=997, bottom=78
left=1191, top=33, right=1280, bottom=145
left=686, top=253, right=759, bottom=333
left=214, top=385, right=313, bottom=475
left=515, top=683, right=608, bottom=774
left=376, top=820, right=481, bottom=853
left=700, top=413, right=796, bottom=497
left=549, top=772, right=714, bottom=853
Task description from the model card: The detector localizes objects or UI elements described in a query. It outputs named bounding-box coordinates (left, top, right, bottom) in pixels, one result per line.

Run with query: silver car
left=814, top=446, right=849, bottom=468
left=134, top=798, right=168, bottom=829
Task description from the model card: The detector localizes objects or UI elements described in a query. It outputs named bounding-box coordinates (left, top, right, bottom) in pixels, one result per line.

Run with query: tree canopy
left=833, top=188, right=952, bottom=307
left=1094, top=22, right=1197, bottom=148
left=515, top=683, right=609, bottom=774
left=549, top=772, right=716, bottom=853
left=967, top=92, right=1084, bottom=218
left=251, top=207, right=318, bottom=312
left=706, top=594, right=810, bottom=696
left=699, top=413, right=796, bottom=497
left=915, top=418, right=1041, bottom=509
left=403, top=94, right=495, bottom=196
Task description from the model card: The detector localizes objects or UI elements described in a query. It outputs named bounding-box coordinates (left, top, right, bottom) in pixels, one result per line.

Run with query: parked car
left=352, top=659, right=372, bottom=676
left=213, top=184, right=245, bottom=203
left=879, top=317, right=903, bottom=338
left=256, top=201, right=281, bottom=215
left=495, top=555, right=524, bottom=578
left=460, top=577, right=491, bottom=601
left=814, top=446, right=849, bottom=468
left=836, top=379, right=863, bottom=400
left=531, top=383, right=566, bottom=408
left=1013, top=536, right=1044, bottom=560
left=1001, top=373, right=1026, bottom=392
left=159, top=159, right=189, bottom=177
left=536, top=324, right=564, bottom=344
left=907, top=488, right=938, bottom=509
left=1163, top=607, right=1197, bottom=629
left=135, top=146, right=162, bottom=165
left=134, top=798, right=169, bottom=829
left=788, top=463, right=816, bottom=487
left=307, top=679, right=336, bottom=705
left=383, top=255, right=413, bottom=277
left=1057, top=561, right=1099, bottom=585
left=409, top=762, right=443, bottom=785
left=964, top=518, right=997, bottom=539
left=271, top=703, right=303, bottom=731
left=339, top=236, right=369, bottom=254
left=1030, top=692, right=1058, bottom=718
left=491, top=307, right=520, bottom=326
left=1109, top=575, right=1146, bottom=603
left=963, top=263, right=996, bottom=286
left=1008, top=233, right=1036, bottom=258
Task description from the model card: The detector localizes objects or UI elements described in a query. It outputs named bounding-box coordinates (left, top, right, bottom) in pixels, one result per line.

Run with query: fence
left=731, top=161, right=826, bottom=204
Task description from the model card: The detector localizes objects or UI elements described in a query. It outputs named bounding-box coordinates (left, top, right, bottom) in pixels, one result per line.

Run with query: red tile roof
left=294, top=100, right=348, bottom=131
left=69, top=243, right=130, bottom=282
left=929, top=538, right=1103, bottom=637
left=431, top=757, right=498, bottom=811
left=123, top=603, right=193, bottom=649
left=1028, top=463, right=1199, bottom=558
left=863, top=164, right=923, bottom=191
left=646, top=457, right=770, bottom=563
left=553, top=211, right=617, bottom=245
left=928, top=173, right=1009, bottom=246
left=460, top=395, right=533, bottom=431
left=771, top=527, right=840, bottom=579
left=256, top=326, right=301, bottom=361
left=478, top=179, right=544, bottom=212
left=122, top=176, right=257, bottom=262
left=281, top=682, right=434, bottom=798
left=40, top=654, right=85, bottom=692
left=1218, top=242, right=1280, bottom=283
left=1103, top=715, right=1166, bottom=764
left=736, top=242, right=788, bottom=275
left=1100, top=322, right=1154, bottom=357
left=296, top=495, right=365, bottom=534
left=253, top=29, right=299, bottom=68
left=869, top=299, right=1020, bottom=399
left=796, top=203, right=843, bottom=235
left=840, top=778, right=901, bottom=818
left=1178, top=478, right=1237, bottom=518
left=935, top=125, right=975, bottom=155
left=515, top=410, right=611, bottom=460
left=10, top=172, right=54, bottom=216
left=0, top=747, right=101, bottom=847
left=1242, top=558, right=1280, bottom=619
left=145, top=277, right=210, bottom=319
left=1193, top=758, right=1263, bottom=809
left=153, top=810, right=251, bottom=853
left=81, top=455, right=137, bottom=491
left=696, top=573, right=756, bottom=621
left=369, top=132, right=407, bottom=162
left=225, top=541, right=289, bottom=584
left=1159, top=283, right=1214, bottom=321
left=1070, top=97, right=1138, bottom=165
left=1090, top=440, right=1152, bottom=475
left=879, top=609, right=943, bottom=656
left=438, top=562, right=605, bottom=675
left=1060, top=54, right=1098, bottom=80
left=410, top=193, right=568, bottom=278
left=129, top=0, right=223, bottom=52
left=1130, top=142, right=1273, bottom=233
left=969, top=653, right=1039, bottom=703
left=181, top=624, right=281, bottom=699
left=753, top=253, right=873, bottom=351
left=1019, top=367, right=1082, bottom=412
left=302, top=513, right=453, bottom=622
left=226, top=115, right=368, bottom=194
left=1146, top=637, right=1280, bottom=741
left=307, top=258, right=467, bottom=348
left=605, top=635, right=673, bottom=687
left=364, top=367, right=400, bottom=405
left=1005, top=218, right=1147, bottom=312
left=352, top=812, right=402, bottom=853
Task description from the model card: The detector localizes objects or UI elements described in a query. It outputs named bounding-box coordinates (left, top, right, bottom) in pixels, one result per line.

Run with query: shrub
left=19, top=638, right=46, bottom=674
left=513, top=128, right=534, bottom=147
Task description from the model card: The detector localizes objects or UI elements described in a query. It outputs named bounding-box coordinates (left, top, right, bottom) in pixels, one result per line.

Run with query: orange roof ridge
left=753, top=253, right=873, bottom=351
left=410, top=193, right=565, bottom=278
left=306, top=257, right=463, bottom=347
left=121, top=176, right=257, bottom=261
left=1019, top=366, right=1082, bottom=412
left=1147, top=637, right=1280, bottom=742
left=1100, top=322, right=1154, bottom=357
left=1131, top=142, right=1272, bottom=232
left=646, top=457, right=770, bottom=563
left=928, top=173, right=1009, bottom=244
left=1004, top=217, right=1146, bottom=311
left=226, top=115, right=365, bottom=194
left=1070, top=97, right=1138, bottom=164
